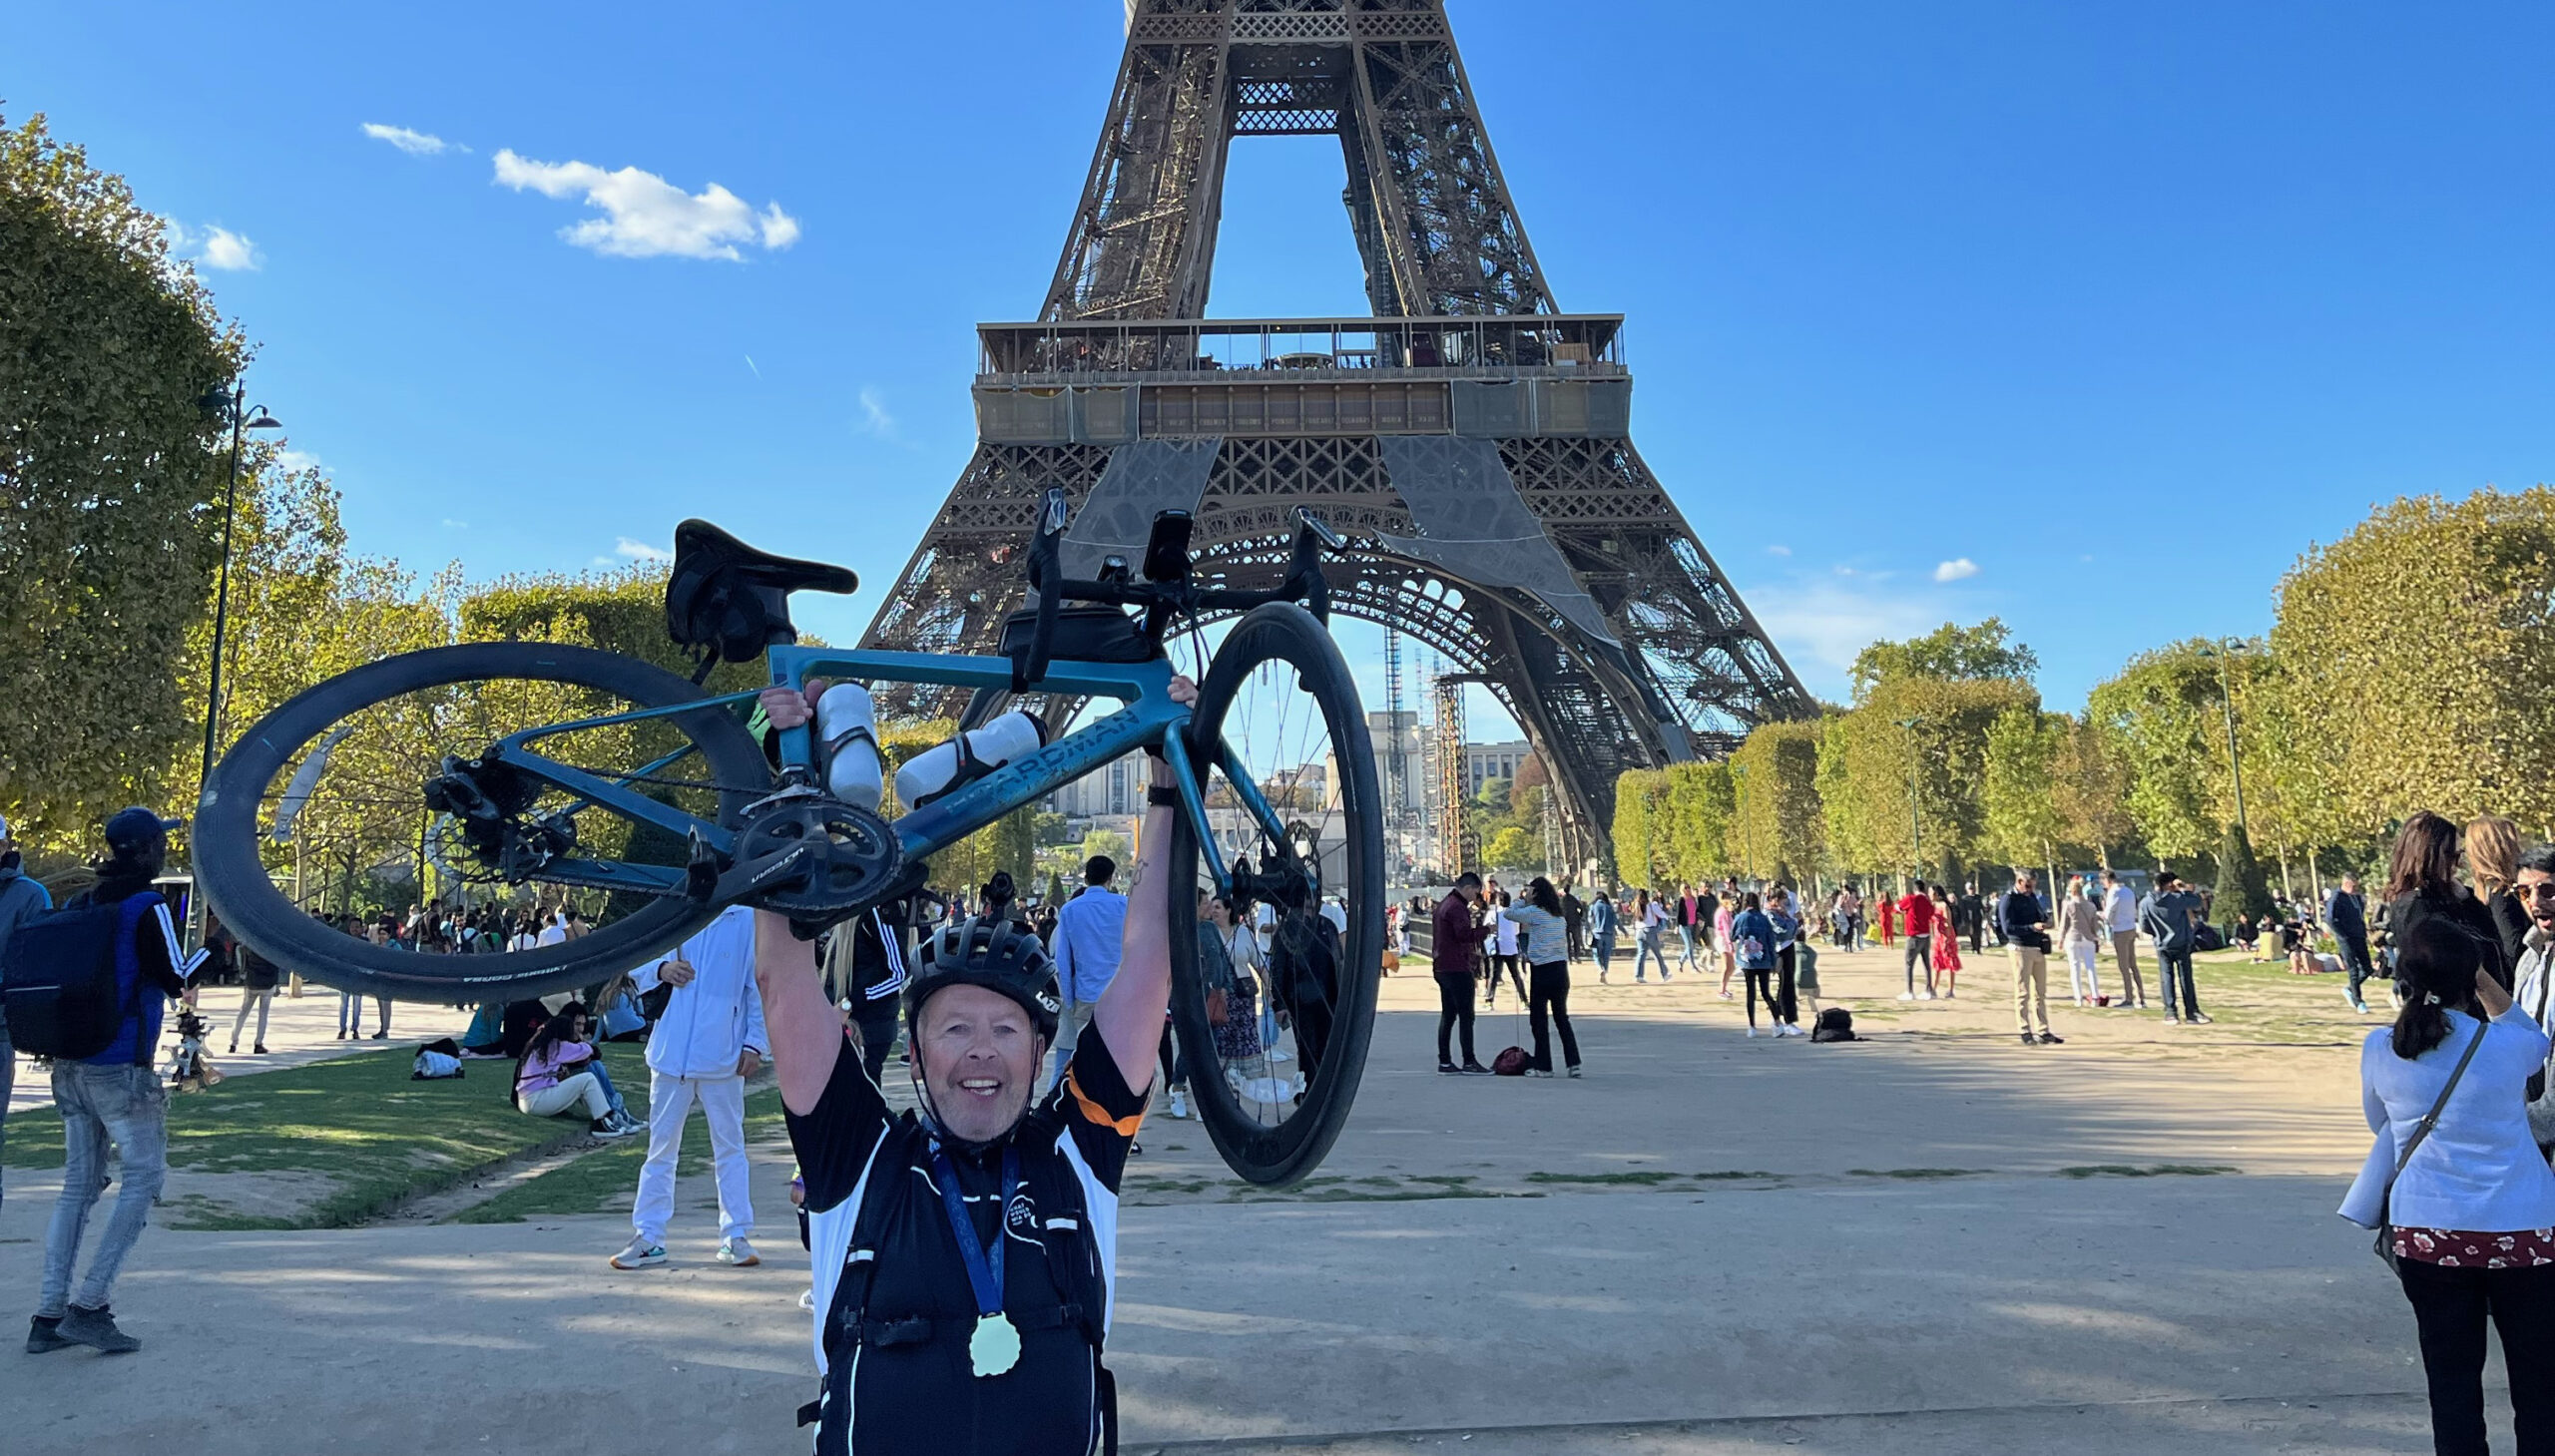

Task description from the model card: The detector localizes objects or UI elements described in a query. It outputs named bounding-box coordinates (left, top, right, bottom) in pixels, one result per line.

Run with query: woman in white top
left=1498, top=878, right=1582, bottom=1077
left=2059, top=875, right=2105, bottom=1006
left=2340, top=918, right=2555, bottom=1455
left=1483, top=891, right=1528, bottom=1008
left=1631, top=889, right=1674, bottom=985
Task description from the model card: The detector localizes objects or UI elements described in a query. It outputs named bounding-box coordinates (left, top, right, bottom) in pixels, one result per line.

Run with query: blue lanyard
left=931, top=1145, right=1017, bottom=1318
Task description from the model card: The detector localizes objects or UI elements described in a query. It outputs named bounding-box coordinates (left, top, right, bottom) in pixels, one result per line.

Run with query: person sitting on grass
left=514, top=1006, right=639, bottom=1138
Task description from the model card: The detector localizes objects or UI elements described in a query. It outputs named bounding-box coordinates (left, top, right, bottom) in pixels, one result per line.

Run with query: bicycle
left=197, top=491, right=1382, bottom=1185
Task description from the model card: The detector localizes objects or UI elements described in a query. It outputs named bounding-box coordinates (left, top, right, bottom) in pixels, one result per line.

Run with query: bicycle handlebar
left=1015, top=491, right=1344, bottom=691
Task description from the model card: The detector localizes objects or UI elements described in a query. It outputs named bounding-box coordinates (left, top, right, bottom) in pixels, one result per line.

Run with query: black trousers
left=2340, top=935, right=2376, bottom=1001
left=1435, top=973, right=1478, bottom=1066
left=853, top=1003, right=899, bottom=1086
left=1747, top=949, right=1799, bottom=1028
left=2158, top=948, right=2203, bottom=1017
left=1527, top=960, right=1579, bottom=1072
left=1483, top=954, right=1527, bottom=1005
left=2397, top=1256, right=2555, bottom=1456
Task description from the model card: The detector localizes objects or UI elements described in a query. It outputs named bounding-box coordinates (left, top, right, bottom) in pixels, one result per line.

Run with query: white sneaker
left=718, top=1236, right=761, bottom=1267
left=1168, top=1089, right=1189, bottom=1120
left=1918, top=990, right=1935, bottom=1001
left=797, top=1287, right=816, bottom=1311
left=1896, top=992, right=1916, bottom=1002
left=610, top=1237, right=667, bottom=1270
left=1747, top=1027, right=1760, bottom=1038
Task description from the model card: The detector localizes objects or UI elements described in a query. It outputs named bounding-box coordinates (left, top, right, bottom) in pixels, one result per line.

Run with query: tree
left=2273, top=488, right=2555, bottom=838
left=2, top=111, right=246, bottom=847
left=2085, top=641, right=2251, bottom=862
left=1484, top=825, right=1537, bottom=872
left=1982, top=707, right=2068, bottom=889
left=2048, top=715, right=2137, bottom=868
left=2213, top=819, right=2272, bottom=926
left=1730, top=721, right=1823, bottom=885
left=1820, top=675, right=2036, bottom=882
left=1663, top=761, right=1735, bottom=883
left=1079, top=828, right=1130, bottom=868
left=1609, top=768, right=1673, bottom=887
left=1849, top=619, right=2040, bottom=704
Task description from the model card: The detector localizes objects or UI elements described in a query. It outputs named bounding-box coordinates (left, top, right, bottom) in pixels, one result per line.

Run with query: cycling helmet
left=904, top=913, right=1062, bottom=1042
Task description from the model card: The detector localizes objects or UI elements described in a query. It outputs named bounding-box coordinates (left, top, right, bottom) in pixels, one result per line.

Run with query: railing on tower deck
left=977, top=314, right=1627, bottom=385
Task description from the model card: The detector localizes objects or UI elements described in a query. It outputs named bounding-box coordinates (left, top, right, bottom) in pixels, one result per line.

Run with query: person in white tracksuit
left=610, top=904, right=769, bottom=1270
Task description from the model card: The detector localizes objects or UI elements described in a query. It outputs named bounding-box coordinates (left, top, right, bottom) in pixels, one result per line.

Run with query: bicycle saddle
left=665, top=520, right=859, bottom=663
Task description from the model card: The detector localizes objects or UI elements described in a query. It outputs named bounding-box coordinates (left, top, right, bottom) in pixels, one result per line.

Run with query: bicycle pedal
left=684, top=828, right=724, bottom=903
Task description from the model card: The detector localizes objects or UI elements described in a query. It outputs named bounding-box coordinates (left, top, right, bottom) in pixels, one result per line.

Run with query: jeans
left=1527, top=961, right=1579, bottom=1071
left=2157, top=947, right=2201, bottom=1017
left=40, top=1060, right=170, bottom=1317
left=1904, top=933, right=1933, bottom=994
left=586, top=1057, right=630, bottom=1118
left=1633, top=931, right=1672, bottom=982
left=2396, top=1255, right=2555, bottom=1456
left=1677, top=924, right=1700, bottom=971
left=1593, top=935, right=1614, bottom=976
left=338, top=992, right=389, bottom=1036
left=1434, top=973, right=1478, bottom=1066
left=2340, top=935, right=2376, bottom=1004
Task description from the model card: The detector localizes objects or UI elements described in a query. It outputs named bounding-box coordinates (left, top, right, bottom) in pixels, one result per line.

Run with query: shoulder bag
left=2374, top=1021, right=2489, bottom=1272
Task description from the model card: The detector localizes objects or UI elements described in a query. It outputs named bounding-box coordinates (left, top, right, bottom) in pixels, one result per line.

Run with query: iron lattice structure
left=863, top=0, right=1814, bottom=868
left=1432, top=671, right=1471, bottom=877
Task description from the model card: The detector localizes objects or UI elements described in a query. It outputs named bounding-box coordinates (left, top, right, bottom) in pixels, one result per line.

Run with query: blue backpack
left=0, top=895, right=156, bottom=1061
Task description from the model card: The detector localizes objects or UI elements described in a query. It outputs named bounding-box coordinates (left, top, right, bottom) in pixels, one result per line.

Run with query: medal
left=933, top=1143, right=1022, bottom=1379
left=969, top=1312, right=1023, bottom=1377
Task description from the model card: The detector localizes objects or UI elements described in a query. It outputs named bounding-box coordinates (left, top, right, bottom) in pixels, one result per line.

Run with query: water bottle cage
left=907, top=730, right=990, bottom=811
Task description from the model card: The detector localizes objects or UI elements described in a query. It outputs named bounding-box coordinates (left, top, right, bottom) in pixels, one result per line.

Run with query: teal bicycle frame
left=495, top=644, right=1288, bottom=904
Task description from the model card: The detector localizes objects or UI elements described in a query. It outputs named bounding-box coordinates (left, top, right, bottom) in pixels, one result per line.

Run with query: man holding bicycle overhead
left=753, top=675, right=1190, bottom=1455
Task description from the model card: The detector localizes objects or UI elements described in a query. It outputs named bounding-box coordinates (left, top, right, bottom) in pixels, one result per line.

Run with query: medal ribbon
left=931, top=1144, right=1017, bottom=1319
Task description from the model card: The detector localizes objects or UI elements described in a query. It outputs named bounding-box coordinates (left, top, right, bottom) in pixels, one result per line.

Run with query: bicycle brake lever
left=1292, top=507, right=1345, bottom=552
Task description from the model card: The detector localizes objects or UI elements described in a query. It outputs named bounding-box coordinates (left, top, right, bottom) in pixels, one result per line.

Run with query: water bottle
left=895, top=712, right=1046, bottom=810
left=816, top=683, right=883, bottom=812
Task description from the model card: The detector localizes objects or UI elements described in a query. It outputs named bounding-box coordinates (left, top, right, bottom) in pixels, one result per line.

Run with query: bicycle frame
left=492, top=644, right=1288, bottom=905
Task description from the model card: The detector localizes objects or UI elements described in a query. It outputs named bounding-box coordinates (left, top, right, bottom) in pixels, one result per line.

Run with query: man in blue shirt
left=1049, top=855, right=1127, bottom=1091
left=0, top=813, right=56, bottom=1212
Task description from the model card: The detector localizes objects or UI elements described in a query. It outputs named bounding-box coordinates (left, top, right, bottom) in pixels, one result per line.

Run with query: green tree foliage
left=1849, top=618, right=2040, bottom=705
left=2273, top=488, right=2555, bottom=838
left=1079, top=828, right=1131, bottom=867
left=2213, top=819, right=2273, bottom=925
left=2085, top=640, right=2259, bottom=861
left=1663, top=761, right=1735, bottom=882
left=1609, top=768, right=1673, bottom=887
left=1730, top=722, right=1823, bottom=884
left=2, top=111, right=246, bottom=843
left=1484, top=824, right=1536, bottom=872
left=1982, top=707, right=2068, bottom=881
left=1821, top=675, right=2036, bottom=878
left=2048, top=715, right=2137, bottom=868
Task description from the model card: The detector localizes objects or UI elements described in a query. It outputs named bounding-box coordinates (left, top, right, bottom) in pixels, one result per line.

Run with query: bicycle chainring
left=728, top=792, right=905, bottom=921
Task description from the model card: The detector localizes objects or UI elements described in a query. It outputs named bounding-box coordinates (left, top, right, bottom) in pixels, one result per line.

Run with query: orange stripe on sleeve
left=1065, top=1068, right=1146, bottom=1139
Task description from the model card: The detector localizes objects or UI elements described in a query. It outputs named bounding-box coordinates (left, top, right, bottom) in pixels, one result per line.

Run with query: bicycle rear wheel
left=1166, top=603, right=1383, bottom=1186
left=196, top=642, right=770, bottom=1000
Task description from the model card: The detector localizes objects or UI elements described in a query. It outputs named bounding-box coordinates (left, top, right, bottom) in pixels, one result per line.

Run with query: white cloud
left=275, top=449, right=323, bottom=474
left=493, top=149, right=799, bottom=260
left=441, top=518, right=469, bottom=529
left=1933, top=557, right=1980, bottom=583
left=361, top=123, right=459, bottom=157
left=165, top=220, right=259, bottom=271
left=1766, top=544, right=1791, bottom=557
left=614, top=537, right=672, bottom=563
left=855, top=386, right=895, bottom=437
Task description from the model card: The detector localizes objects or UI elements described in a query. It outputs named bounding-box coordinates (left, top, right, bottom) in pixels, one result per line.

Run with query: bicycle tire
left=1167, top=603, right=1384, bottom=1186
left=196, top=642, right=771, bottom=1000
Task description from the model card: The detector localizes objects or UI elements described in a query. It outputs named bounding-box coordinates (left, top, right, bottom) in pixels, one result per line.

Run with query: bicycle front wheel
left=197, top=642, right=771, bottom=1000
left=1167, top=603, right=1384, bottom=1186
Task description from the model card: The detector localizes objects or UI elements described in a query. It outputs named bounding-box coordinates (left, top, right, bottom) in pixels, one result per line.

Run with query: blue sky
left=11, top=0, right=2549, bottom=728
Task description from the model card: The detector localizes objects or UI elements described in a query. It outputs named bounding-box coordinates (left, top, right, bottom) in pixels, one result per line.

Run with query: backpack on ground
left=0, top=895, right=156, bottom=1061
left=1808, top=1007, right=1857, bottom=1043
left=1490, top=1045, right=1531, bottom=1076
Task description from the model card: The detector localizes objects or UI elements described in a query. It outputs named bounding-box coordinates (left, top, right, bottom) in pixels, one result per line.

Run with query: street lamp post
left=2202, top=639, right=2251, bottom=839
left=196, top=384, right=282, bottom=795
left=1895, top=717, right=1923, bottom=888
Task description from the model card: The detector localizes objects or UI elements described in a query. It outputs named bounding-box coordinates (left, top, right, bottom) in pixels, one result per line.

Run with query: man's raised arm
left=755, top=910, right=843, bottom=1116
left=1090, top=676, right=1197, bottom=1097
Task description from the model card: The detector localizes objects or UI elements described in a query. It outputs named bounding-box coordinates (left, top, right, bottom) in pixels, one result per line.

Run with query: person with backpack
left=752, top=674, right=1188, bottom=1454
left=22, top=808, right=193, bottom=1354
left=0, top=813, right=57, bottom=1210
left=2140, top=869, right=2213, bottom=1026
left=1729, top=892, right=1778, bottom=1039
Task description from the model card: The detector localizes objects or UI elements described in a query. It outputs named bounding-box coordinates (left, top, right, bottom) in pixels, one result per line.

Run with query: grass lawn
left=2, top=1044, right=654, bottom=1230
left=452, top=1083, right=785, bottom=1224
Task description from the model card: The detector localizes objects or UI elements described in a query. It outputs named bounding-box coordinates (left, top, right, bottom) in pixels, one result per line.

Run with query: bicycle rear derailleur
left=685, top=783, right=904, bottom=925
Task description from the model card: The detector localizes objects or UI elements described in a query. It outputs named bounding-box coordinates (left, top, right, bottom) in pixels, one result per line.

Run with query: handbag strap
left=2384, top=1019, right=2490, bottom=1210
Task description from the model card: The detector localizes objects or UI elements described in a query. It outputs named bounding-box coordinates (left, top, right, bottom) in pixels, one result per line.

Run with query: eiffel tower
left=861, top=0, right=1813, bottom=868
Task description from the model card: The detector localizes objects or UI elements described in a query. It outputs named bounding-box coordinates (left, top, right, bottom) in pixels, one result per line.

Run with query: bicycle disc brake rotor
left=728, top=794, right=904, bottom=919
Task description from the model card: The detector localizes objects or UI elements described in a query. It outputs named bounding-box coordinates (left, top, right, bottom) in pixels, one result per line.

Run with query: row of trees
left=1615, top=485, right=2555, bottom=917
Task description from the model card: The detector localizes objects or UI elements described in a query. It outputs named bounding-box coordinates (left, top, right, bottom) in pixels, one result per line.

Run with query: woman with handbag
left=2341, top=918, right=2555, bottom=1455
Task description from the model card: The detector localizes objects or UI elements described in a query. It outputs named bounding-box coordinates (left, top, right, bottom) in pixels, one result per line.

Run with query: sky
left=10, top=0, right=2550, bottom=730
